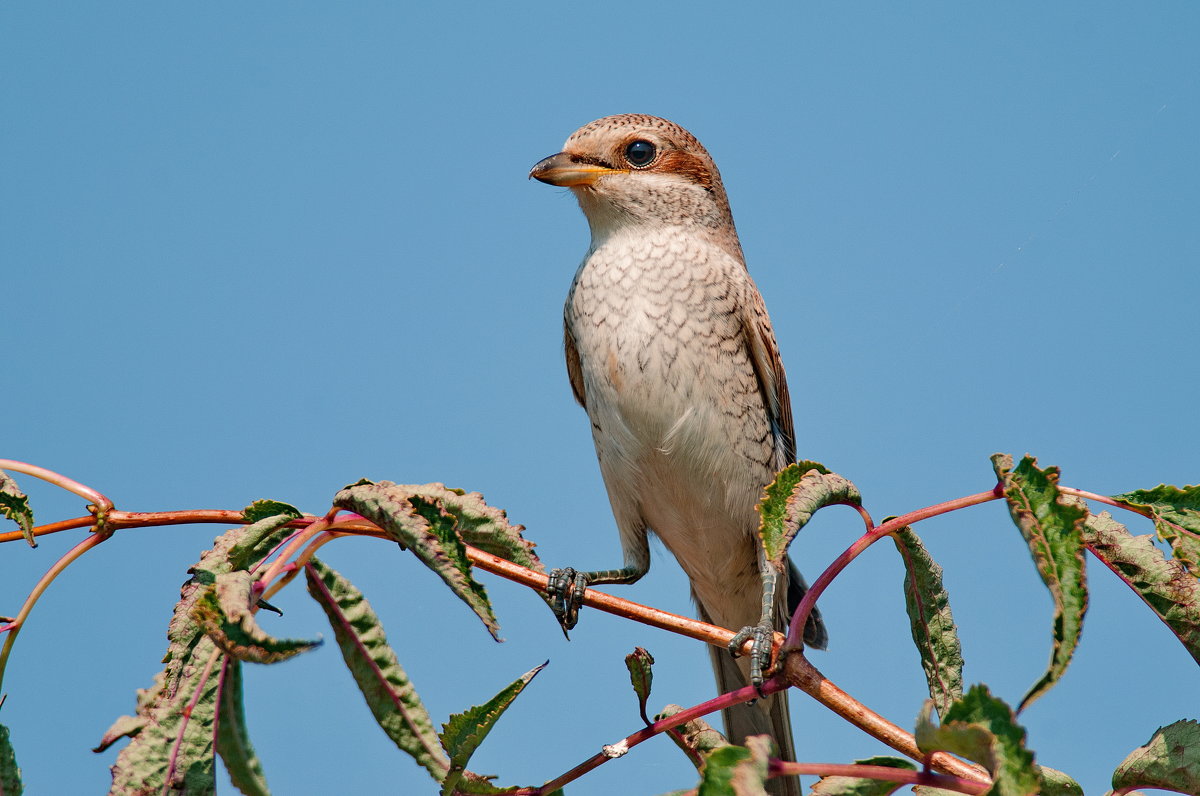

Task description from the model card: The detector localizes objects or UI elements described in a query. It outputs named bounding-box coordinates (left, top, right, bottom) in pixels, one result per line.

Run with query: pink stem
left=0, top=531, right=110, bottom=691
left=0, top=459, right=112, bottom=513
left=785, top=487, right=1002, bottom=646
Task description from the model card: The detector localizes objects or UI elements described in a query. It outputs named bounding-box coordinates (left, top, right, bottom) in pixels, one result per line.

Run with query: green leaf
left=1035, top=765, right=1083, bottom=796
left=1083, top=512, right=1200, bottom=664
left=404, top=485, right=544, bottom=575
left=891, top=526, right=964, bottom=719
left=1112, top=485, right=1200, bottom=578
left=304, top=558, right=450, bottom=782
left=100, top=521, right=294, bottom=794
left=696, top=741, right=765, bottom=796
left=991, top=454, right=1088, bottom=711
left=811, top=756, right=916, bottom=795
left=438, top=663, right=546, bottom=796
left=225, top=512, right=304, bottom=574
left=0, top=470, right=34, bottom=547
left=102, top=643, right=220, bottom=795
left=333, top=481, right=503, bottom=639
left=439, top=773, right=525, bottom=794
left=214, top=659, right=269, bottom=796
left=191, top=571, right=320, bottom=664
left=655, top=704, right=729, bottom=766
left=915, top=685, right=1039, bottom=796
left=241, top=500, right=302, bottom=526
left=758, top=462, right=860, bottom=566
left=1111, top=720, right=1200, bottom=794
left=0, top=721, right=22, bottom=796
left=626, top=647, right=655, bottom=724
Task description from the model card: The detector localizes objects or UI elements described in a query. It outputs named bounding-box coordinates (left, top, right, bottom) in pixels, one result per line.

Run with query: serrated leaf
left=304, top=558, right=450, bottom=782
left=758, top=462, right=860, bottom=566
left=93, top=714, right=147, bottom=752
left=891, top=527, right=964, bottom=719
left=626, top=647, right=655, bottom=723
left=656, top=704, right=728, bottom=770
left=225, top=513, right=304, bottom=574
left=1, top=721, right=22, bottom=796
left=333, top=482, right=502, bottom=639
left=404, top=485, right=544, bottom=575
left=443, top=772, right=529, bottom=794
left=241, top=500, right=302, bottom=526
left=915, top=686, right=1039, bottom=796
left=1083, top=512, right=1200, bottom=664
left=102, top=521, right=290, bottom=795
left=438, top=663, right=546, bottom=796
left=1113, top=485, right=1200, bottom=578
left=1111, top=720, right=1200, bottom=795
left=0, top=470, right=34, bottom=548
left=696, top=743, right=759, bottom=796
left=991, top=454, right=1088, bottom=712
left=103, top=641, right=220, bottom=795
left=214, top=659, right=269, bottom=796
left=191, top=571, right=320, bottom=664
left=1035, top=765, right=1083, bottom=796
left=811, top=755, right=917, bottom=795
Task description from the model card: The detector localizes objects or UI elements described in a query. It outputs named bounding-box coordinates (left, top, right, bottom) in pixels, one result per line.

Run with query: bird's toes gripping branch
left=545, top=564, right=648, bottom=638
left=728, top=620, right=776, bottom=694
left=546, top=567, right=589, bottom=636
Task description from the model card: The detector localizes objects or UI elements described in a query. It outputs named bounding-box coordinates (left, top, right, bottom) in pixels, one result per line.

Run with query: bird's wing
left=742, top=287, right=796, bottom=466
left=564, top=319, right=587, bottom=408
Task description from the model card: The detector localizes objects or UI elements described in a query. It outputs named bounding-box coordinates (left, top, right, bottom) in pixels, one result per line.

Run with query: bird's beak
left=529, top=152, right=619, bottom=187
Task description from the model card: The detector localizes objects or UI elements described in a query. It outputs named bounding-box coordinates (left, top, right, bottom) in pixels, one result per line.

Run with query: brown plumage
left=532, top=114, right=825, bottom=795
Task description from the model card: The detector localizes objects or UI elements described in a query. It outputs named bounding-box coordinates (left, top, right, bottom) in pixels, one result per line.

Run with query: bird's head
left=530, top=114, right=740, bottom=255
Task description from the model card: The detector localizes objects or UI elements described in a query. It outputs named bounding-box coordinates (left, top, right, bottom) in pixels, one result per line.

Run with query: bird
left=530, top=114, right=826, bottom=794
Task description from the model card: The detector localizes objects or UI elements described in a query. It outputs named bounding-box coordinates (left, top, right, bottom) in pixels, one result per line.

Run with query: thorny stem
left=0, top=531, right=110, bottom=693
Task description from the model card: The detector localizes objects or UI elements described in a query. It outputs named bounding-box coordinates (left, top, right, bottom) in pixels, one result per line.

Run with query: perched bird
left=530, top=114, right=825, bottom=793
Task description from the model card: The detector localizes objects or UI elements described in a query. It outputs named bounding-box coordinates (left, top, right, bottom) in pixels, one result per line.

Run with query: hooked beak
left=529, top=152, right=621, bottom=187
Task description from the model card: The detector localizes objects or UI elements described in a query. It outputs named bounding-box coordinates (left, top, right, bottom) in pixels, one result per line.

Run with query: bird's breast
left=566, top=228, right=771, bottom=478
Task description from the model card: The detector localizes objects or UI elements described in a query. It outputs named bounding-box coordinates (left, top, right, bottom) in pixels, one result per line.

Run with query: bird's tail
left=707, top=642, right=801, bottom=796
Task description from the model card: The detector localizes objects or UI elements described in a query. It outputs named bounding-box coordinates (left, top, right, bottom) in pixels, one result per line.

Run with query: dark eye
left=624, top=139, right=657, bottom=168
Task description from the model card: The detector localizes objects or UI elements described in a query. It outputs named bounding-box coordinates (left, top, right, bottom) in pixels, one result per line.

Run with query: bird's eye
left=624, top=140, right=657, bottom=168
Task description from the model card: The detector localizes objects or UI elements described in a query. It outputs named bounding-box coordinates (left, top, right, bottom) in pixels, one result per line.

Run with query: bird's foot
left=546, top=567, right=589, bottom=636
left=728, top=620, right=775, bottom=692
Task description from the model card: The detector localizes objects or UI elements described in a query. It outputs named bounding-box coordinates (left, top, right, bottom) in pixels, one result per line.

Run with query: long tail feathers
left=707, top=642, right=801, bottom=796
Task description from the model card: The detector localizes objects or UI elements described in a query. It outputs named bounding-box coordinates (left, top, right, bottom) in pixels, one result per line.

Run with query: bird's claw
left=728, top=621, right=775, bottom=692
left=546, top=567, right=589, bottom=635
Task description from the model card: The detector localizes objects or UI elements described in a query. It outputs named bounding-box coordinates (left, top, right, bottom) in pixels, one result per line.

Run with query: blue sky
left=2, top=3, right=1197, bottom=794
